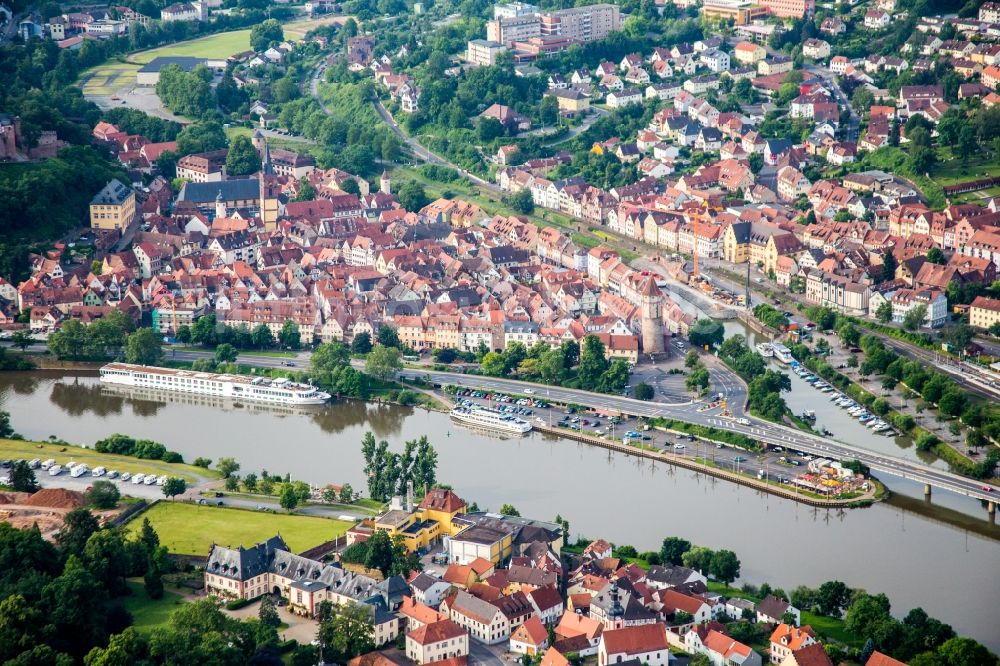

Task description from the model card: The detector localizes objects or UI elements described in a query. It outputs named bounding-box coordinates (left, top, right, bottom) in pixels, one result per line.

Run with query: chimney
left=406, top=480, right=414, bottom=513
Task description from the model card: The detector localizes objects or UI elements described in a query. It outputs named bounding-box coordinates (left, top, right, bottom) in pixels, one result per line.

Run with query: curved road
left=163, top=348, right=999, bottom=504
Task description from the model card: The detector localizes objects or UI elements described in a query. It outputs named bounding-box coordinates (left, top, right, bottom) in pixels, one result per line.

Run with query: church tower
left=380, top=169, right=391, bottom=195
left=214, top=189, right=226, bottom=220
left=640, top=275, right=665, bottom=354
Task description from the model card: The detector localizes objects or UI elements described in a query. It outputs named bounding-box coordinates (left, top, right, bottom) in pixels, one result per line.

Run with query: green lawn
left=131, top=30, right=253, bottom=64
left=931, top=152, right=1000, bottom=186
left=128, top=501, right=353, bottom=555
left=0, top=438, right=213, bottom=484
left=122, top=580, right=187, bottom=632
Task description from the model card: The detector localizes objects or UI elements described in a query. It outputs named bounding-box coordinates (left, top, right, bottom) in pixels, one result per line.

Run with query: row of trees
left=47, top=314, right=163, bottom=364
left=94, top=433, right=184, bottom=464
left=479, top=335, right=630, bottom=395
left=179, top=314, right=301, bottom=350
left=360, top=432, right=438, bottom=502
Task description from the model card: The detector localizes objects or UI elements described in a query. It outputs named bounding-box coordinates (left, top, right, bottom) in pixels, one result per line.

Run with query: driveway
left=225, top=598, right=318, bottom=645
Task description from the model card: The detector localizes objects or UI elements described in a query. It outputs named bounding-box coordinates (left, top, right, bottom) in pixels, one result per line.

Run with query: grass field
left=0, top=438, right=214, bottom=483
left=128, top=501, right=352, bottom=555
left=130, top=15, right=342, bottom=65
left=79, top=62, right=140, bottom=96
left=122, top=580, right=188, bottom=632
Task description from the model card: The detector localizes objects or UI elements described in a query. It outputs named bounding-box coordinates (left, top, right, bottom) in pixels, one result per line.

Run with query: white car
left=524, top=388, right=535, bottom=394
left=132, top=474, right=144, bottom=485
left=737, top=418, right=750, bottom=425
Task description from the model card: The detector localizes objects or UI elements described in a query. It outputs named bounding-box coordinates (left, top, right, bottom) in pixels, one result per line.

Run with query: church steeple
left=215, top=189, right=226, bottom=219
left=261, top=137, right=273, bottom=176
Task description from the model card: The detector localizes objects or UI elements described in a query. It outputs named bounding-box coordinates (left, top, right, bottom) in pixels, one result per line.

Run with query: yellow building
left=970, top=296, right=1000, bottom=330
left=370, top=489, right=468, bottom=553
left=90, top=179, right=136, bottom=231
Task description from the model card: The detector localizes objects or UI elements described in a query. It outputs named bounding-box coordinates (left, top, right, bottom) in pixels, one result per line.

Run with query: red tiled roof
left=600, top=624, right=669, bottom=655
left=408, top=619, right=466, bottom=646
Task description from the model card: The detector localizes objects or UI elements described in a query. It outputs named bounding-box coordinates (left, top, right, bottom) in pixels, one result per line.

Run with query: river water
left=2, top=370, right=998, bottom=650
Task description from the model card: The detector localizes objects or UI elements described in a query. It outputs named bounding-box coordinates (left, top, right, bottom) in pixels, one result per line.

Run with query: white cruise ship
left=756, top=342, right=774, bottom=357
left=100, top=363, right=331, bottom=405
left=450, top=406, right=532, bottom=434
left=771, top=342, right=794, bottom=364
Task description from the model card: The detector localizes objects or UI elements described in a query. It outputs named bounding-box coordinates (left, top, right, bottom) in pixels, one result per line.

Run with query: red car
left=983, top=485, right=993, bottom=492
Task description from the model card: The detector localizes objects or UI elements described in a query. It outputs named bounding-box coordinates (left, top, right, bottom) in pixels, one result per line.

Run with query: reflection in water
left=0, top=370, right=998, bottom=650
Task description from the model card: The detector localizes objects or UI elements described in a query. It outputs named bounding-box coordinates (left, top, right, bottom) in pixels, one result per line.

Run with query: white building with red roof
left=406, top=619, right=469, bottom=665
left=598, top=624, right=670, bottom=666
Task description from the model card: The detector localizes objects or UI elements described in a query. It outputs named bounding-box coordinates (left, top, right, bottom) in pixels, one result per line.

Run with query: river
left=2, top=370, right=998, bottom=650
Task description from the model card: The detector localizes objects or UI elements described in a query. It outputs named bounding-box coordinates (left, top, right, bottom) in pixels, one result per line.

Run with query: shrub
left=225, top=598, right=253, bottom=610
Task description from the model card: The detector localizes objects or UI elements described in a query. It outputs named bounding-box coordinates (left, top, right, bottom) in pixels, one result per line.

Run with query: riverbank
left=0, top=438, right=217, bottom=484
left=531, top=422, right=882, bottom=508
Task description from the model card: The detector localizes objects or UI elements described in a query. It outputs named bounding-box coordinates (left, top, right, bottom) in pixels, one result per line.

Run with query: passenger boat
left=756, top=343, right=774, bottom=357
left=772, top=343, right=794, bottom=364
left=99, top=363, right=331, bottom=405
left=450, top=406, right=533, bottom=434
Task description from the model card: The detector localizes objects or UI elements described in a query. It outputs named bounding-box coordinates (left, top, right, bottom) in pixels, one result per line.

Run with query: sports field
left=80, top=62, right=140, bottom=96
left=130, top=15, right=345, bottom=64
left=128, top=501, right=353, bottom=555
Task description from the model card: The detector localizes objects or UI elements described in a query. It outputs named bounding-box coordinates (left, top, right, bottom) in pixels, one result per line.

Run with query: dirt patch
left=0, top=492, right=30, bottom=504
left=23, top=488, right=86, bottom=509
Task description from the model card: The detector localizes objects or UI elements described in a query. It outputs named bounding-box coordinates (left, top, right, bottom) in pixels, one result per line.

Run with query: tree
left=689, top=319, right=724, bottom=348
left=845, top=592, right=892, bottom=638
left=225, top=475, right=240, bottom=492
left=9, top=330, right=33, bottom=351
left=815, top=580, right=851, bottom=618
left=294, top=177, right=316, bottom=202
left=279, top=319, right=300, bottom=349
left=317, top=602, right=375, bottom=663
left=838, top=322, right=861, bottom=348
left=365, top=345, right=402, bottom=382
left=935, top=637, right=991, bottom=666
left=226, top=135, right=261, bottom=177
left=86, top=480, right=120, bottom=509
left=56, top=508, right=101, bottom=559
left=634, top=383, right=654, bottom=400
left=578, top=335, right=610, bottom=390
left=499, top=503, right=521, bottom=516
left=686, top=367, right=710, bottom=393
left=710, top=549, right=740, bottom=586
left=377, top=325, right=400, bottom=349
left=397, top=180, right=429, bottom=212
left=505, top=188, right=534, bottom=214
left=162, top=477, right=186, bottom=500
left=351, top=332, right=373, bottom=354
left=215, top=343, right=238, bottom=363
left=125, top=328, right=163, bottom=365
left=903, top=304, right=928, bottom=331
left=876, top=301, right=893, bottom=323
left=251, top=323, right=275, bottom=349
left=926, top=247, right=946, bottom=265
left=243, top=473, right=258, bottom=493
left=659, top=537, right=692, bottom=565
left=685, top=350, right=700, bottom=368
left=363, top=529, right=395, bottom=577
left=681, top=546, right=714, bottom=573
left=9, top=460, right=38, bottom=493
left=144, top=550, right=164, bottom=600
left=217, top=457, right=240, bottom=478
left=250, top=19, right=283, bottom=52
left=478, top=116, right=504, bottom=141
left=258, top=594, right=280, bottom=629
left=280, top=484, right=298, bottom=511
left=339, top=483, right=354, bottom=504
